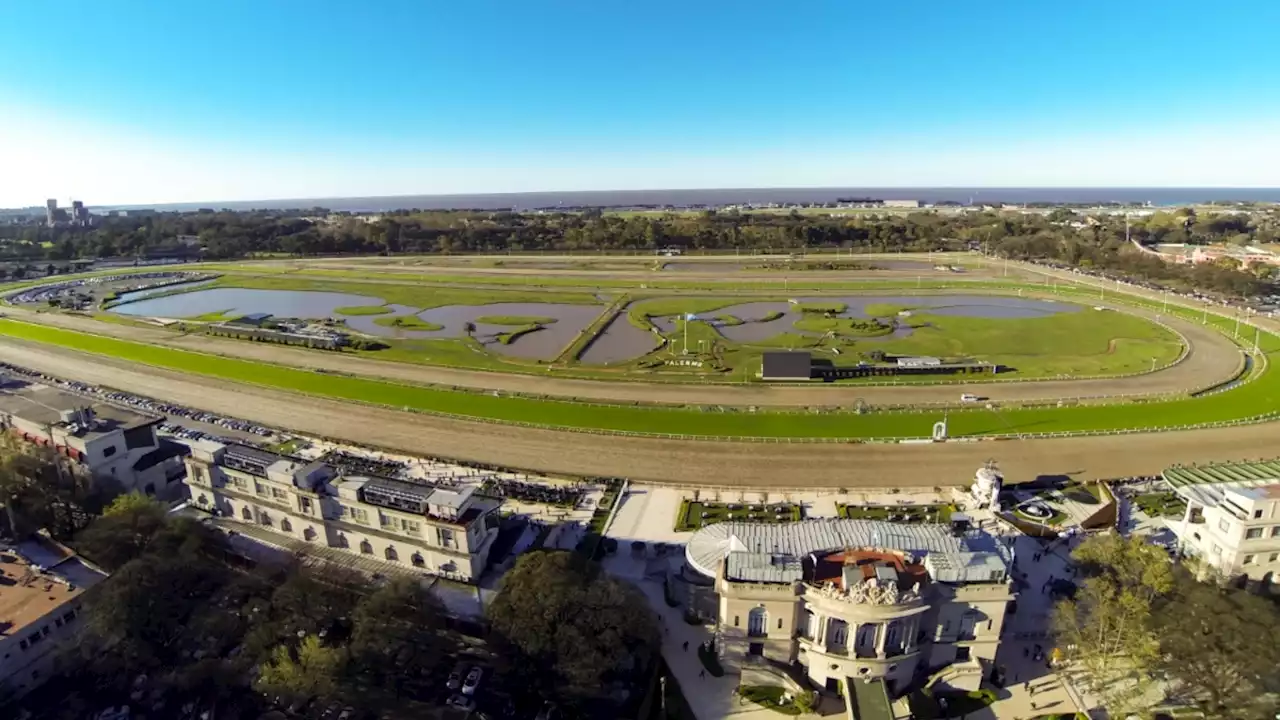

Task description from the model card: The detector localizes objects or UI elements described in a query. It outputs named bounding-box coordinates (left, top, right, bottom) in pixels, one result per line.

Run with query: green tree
left=487, top=551, right=658, bottom=696
left=83, top=553, right=225, bottom=672
left=75, top=491, right=168, bottom=570
left=255, top=634, right=343, bottom=699
left=1152, top=575, right=1280, bottom=719
left=1052, top=534, right=1174, bottom=717
left=348, top=577, right=450, bottom=698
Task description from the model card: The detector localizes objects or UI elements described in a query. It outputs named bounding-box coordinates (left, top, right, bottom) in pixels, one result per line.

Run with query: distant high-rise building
left=71, top=200, right=89, bottom=226
left=45, top=198, right=57, bottom=227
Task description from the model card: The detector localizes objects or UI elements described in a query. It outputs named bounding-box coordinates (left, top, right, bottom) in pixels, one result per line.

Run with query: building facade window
left=1271, top=526, right=1280, bottom=537
left=241, top=507, right=252, bottom=521
left=280, top=519, right=292, bottom=533
left=303, top=527, right=317, bottom=542
left=1218, top=519, right=1230, bottom=532
left=1269, top=553, right=1279, bottom=563
left=437, top=528, right=456, bottom=548
left=1246, top=528, right=1264, bottom=539
left=299, top=497, right=313, bottom=514
left=1254, top=509, right=1264, bottom=519
left=412, top=552, right=425, bottom=567
left=385, top=546, right=399, bottom=562
left=1244, top=554, right=1256, bottom=564
left=360, top=540, right=373, bottom=554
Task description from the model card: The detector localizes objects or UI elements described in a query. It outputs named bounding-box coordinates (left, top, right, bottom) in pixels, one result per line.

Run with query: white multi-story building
left=0, top=376, right=186, bottom=498
left=183, top=441, right=502, bottom=582
left=0, top=534, right=108, bottom=700
left=677, top=519, right=1015, bottom=705
left=1165, top=461, right=1280, bottom=585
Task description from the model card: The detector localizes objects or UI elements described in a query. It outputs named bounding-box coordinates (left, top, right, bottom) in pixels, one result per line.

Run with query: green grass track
left=1, top=318, right=1278, bottom=440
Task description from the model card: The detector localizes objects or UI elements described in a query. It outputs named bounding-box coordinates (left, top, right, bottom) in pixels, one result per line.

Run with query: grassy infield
left=2, top=268, right=1277, bottom=440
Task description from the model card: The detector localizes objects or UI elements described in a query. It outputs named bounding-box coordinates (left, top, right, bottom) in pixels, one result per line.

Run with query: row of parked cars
left=0, top=361, right=275, bottom=440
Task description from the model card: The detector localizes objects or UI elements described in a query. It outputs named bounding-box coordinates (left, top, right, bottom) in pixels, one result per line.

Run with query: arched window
left=196, top=494, right=208, bottom=506
left=303, top=527, right=317, bottom=542
left=241, top=506, right=252, bottom=521
left=359, top=540, right=373, bottom=555
left=885, top=621, right=903, bottom=655
left=747, top=606, right=768, bottom=637
left=280, top=519, right=292, bottom=533
left=385, top=546, right=399, bottom=562
left=411, top=553, right=425, bottom=568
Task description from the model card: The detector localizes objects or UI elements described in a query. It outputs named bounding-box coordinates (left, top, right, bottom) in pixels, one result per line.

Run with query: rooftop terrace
left=1163, top=459, right=1280, bottom=508
left=0, top=536, right=107, bottom=638
left=0, top=376, right=159, bottom=440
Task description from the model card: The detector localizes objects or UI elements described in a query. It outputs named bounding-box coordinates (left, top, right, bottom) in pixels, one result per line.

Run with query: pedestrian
left=683, top=640, right=689, bottom=652
left=699, top=669, right=706, bottom=679
left=1023, top=681, right=1030, bottom=693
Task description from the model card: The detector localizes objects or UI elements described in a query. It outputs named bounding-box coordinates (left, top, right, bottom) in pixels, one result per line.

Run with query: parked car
left=462, top=667, right=484, bottom=695
left=446, top=666, right=465, bottom=691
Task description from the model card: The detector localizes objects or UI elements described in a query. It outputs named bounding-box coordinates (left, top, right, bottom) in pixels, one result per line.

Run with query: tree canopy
left=487, top=550, right=658, bottom=698
left=1054, top=534, right=1280, bottom=719
left=2, top=205, right=1276, bottom=296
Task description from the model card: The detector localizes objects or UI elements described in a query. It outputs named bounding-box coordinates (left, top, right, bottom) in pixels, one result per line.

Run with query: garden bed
left=675, top=500, right=803, bottom=531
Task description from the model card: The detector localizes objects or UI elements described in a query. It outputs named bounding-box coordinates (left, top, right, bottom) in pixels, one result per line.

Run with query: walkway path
left=604, top=553, right=786, bottom=720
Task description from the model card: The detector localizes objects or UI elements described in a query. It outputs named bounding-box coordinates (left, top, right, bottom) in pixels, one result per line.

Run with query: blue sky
left=1, top=0, right=1278, bottom=205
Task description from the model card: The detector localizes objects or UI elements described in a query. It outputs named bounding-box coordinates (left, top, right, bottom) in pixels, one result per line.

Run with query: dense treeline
left=2, top=206, right=1277, bottom=295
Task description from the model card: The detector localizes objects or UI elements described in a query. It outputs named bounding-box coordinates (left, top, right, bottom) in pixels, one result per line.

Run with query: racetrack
left=1, top=338, right=1275, bottom=487
left=0, top=297, right=1240, bottom=408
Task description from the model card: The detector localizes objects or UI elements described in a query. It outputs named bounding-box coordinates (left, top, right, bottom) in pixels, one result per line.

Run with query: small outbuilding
left=760, top=351, right=813, bottom=381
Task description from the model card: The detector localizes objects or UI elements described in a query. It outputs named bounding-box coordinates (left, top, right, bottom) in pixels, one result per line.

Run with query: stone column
left=875, top=622, right=888, bottom=659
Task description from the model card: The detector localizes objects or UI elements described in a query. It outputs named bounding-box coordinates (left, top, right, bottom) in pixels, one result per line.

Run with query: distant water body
left=107, top=187, right=1280, bottom=213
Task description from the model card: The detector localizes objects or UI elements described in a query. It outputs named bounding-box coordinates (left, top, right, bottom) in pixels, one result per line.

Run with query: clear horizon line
left=70, top=184, right=1280, bottom=210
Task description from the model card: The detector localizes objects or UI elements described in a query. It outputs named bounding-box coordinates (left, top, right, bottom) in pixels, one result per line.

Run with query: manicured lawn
left=908, top=688, right=998, bottom=719
left=738, top=685, right=802, bottom=715
left=198, top=272, right=603, bottom=309
left=334, top=304, right=392, bottom=316
left=474, top=315, right=558, bottom=325
left=1014, top=505, right=1069, bottom=526
left=792, top=316, right=894, bottom=336
left=0, top=317, right=1277, bottom=440
left=372, top=315, right=444, bottom=331
left=1134, top=491, right=1186, bottom=518
left=793, top=301, right=847, bottom=314
left=837, top=503, right=954, bottom=522
left=675, top=500, right=803, bottom=531
left=187, top=309, right=238, bottom=322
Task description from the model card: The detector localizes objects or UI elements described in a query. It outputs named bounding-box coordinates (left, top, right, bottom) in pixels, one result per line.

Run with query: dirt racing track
left=0, top=339, right=1275, bottom=487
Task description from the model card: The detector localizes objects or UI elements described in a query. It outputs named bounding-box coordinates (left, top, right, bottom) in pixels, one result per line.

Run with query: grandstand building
left=1164, top=460, right=1280, bottom=586
left=0, top=376, right=186, bottom=498
left=675, top=519, right=1015, bottom=701
left=183, top=441, right=502, bottom=582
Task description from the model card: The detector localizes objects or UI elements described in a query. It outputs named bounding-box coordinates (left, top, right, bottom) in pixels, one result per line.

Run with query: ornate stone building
left=682, top=519, right=1015, bottom=697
